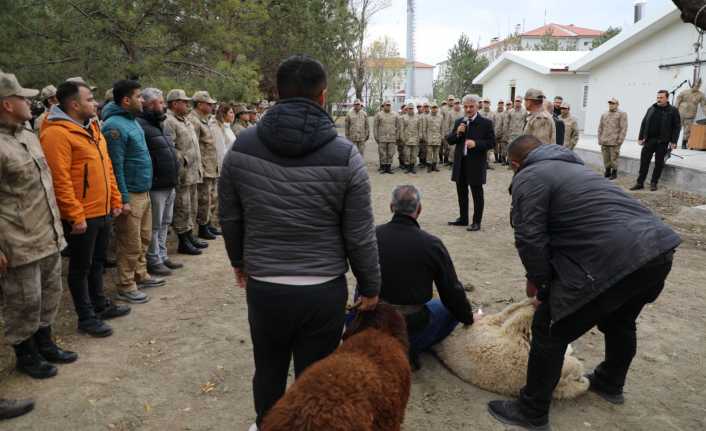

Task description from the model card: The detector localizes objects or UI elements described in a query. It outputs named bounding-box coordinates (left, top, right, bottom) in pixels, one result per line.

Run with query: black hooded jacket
left=136, top=110, right=179, bottom=190
left=218, top=98, right=381, bottom=297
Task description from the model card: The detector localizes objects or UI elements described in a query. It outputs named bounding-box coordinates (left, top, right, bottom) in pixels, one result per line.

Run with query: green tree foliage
left=0, top=0, right=358, bottom=105
left=365, top=36, right=403, bottom=108
left=434, top=34, right=488, bottom=99
left=592, top=26, right=621, bottom=48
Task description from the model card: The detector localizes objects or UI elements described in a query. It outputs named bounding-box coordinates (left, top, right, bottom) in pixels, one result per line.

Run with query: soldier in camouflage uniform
left=598, top=98, right=628, bottom=180
left=401, top=102, right=422, bottom=174
left=164, top=89, right=207, bottom=255
left=480, top=98, right=497, bottom=169
left=34, top=85, right=57, bottom=135
left=523, top=88, right=556, bottom=145
left=560, top=102, right=580, bottom=151
left=424, top=102, right=444, bottom=172
left=345, top=99, right=369, bottom=157
left=493, top=100, right=509, bottom=164
left=675, top=79, right=706, bottom=149
left=374, top=100, right=399, bottom=174
left=445, top=98, right=464, bottom=165
left=0, top=72, right=76, bottom=380
left=188, top=91, right=220, bottom=241
left=506, top=96, right=527, bottom=144
left=231, top=104, right=249, bottom=138
left=418, top=102, right=430, bottom=166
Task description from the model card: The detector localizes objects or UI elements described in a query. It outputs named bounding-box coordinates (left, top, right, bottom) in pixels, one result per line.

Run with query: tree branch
left=163, top=60, right=228, bottom=78
left=12, top=57, right=81, bottom=69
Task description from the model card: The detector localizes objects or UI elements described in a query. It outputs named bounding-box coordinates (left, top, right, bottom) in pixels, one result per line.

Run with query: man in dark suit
left=447, top=94, right=495, bottom=231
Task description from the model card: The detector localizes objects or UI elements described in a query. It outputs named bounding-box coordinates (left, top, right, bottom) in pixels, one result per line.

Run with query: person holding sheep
left=487, top=135, right=681, bottom=431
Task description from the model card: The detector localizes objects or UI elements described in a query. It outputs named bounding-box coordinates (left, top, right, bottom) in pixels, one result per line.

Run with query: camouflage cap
left=482, top=97, right=491, bottom=103
left=166, top=89, right=191, bottom=102
left=246, top=105, right=256, bottom=113
left=233, top=104, right=247, bottom=117
left=40, top=85, right=57, bottom=100
left=560, top=102, right=570, bottom=109
left=524, top=88, right=545, bottom=101
left=104, top=88, right=114, bottom=102
left=353, top=99, right=362, bottom=105
left=406, top=102, right=415, bottom=109
left=258, top=101, right=268, bottom=109
left=497, top=99, right=505, bottom=104
left=422, top=102, right=430, bottom=107
left=66, top=76, right=97, bottom=91
left=192, top=91, right=216, bottom=104
left=431, top=102, right=439, bottom=108
left=608, top=97, right=619, bottom=104
left=447, top=95, right=456, bottom=101
left=514, top=95, right=523, bottom=102
left=0, top=72, right=39, bottom=98
left=383, top=100, right=392, bottom=105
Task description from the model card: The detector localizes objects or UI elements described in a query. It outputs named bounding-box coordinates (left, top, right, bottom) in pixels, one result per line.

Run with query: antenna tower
left=405, top=0, right=416, bottom=100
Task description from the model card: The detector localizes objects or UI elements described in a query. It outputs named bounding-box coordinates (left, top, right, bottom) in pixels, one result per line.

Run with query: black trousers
left=519, top=251, right=674, bottom=418
left=63, top=216, right=110, bottom=321
left=247, top=275, right=348, bottom=425
left=637, top=139, right=668, bottom=185
left=456, top=182, right=484, bottom=225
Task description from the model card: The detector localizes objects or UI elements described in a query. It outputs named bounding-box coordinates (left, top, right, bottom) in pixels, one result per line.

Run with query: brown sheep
left=261, top=303, right=412, bottom=431
left=433, top=299, right=589, bottom=399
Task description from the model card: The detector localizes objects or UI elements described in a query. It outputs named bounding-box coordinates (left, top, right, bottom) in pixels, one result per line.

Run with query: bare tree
left=366, top=36, right=404, bottom=108
left=348, top=0, right=391, bottom=101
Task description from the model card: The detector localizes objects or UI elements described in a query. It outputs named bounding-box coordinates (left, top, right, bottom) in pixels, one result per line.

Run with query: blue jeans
left=409, top=299, right=459, bottom=354
left=147, top=188, right=175, bottom=266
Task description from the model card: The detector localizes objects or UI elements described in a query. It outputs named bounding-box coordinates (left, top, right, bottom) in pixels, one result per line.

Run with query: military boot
left=13, top=338, right=57, bottom=379
left=427, top=163, right=433, bottom=173
left=207, top=223, right=222, bottom=236
left=410, top=164, right=417, bottom=174
left=198, top=224, right=217, bottom=240
left=0, top=398, right=34, bottom=420
left=188, top=230, right=209, bottom=249
left=34, top=326, right=78, bottom=364
left=610, top=168, right=618, bottom=180
left=604, top=168, right=611, bottom=178
left=177, top=233, right=202, bottom=255
left=432, top=163, right=440, bottom=172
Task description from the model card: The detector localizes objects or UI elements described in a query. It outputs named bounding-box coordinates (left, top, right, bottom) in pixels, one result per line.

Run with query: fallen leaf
left=144, top=402, right=153, bottom=413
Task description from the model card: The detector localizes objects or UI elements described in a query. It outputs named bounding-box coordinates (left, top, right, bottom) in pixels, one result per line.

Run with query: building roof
left=571, top=4, right=681, bottom=72
left=473, top=50, right=589, bottom=84
left=521, top=23, right=604, bottom=38
left=366, top=57, right=434, bottom=69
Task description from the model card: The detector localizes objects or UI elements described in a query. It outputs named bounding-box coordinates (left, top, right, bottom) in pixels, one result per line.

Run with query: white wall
left=480, top=62, right=588, bottom=129
left=414, top=68, right=434, bottom=99
left=583, top=20, right=702, bottom=140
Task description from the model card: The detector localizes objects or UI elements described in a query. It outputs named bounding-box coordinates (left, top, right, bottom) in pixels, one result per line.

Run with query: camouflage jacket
left=232, top=120, right=249, bottom=138
left=524, top=110, right=556, bottom=145
left=445, top=109, right=464, bottom=136
left=345, top=109, right=369, bottom=142
left=0, top=122, right=65, bottom=268
left=188, top=110, right=219, bottom=178
left=373, top=111, right=399, bottom=143
left=424, top=113, right=444, bottom=145
left=561, top=114, right=580, bottom=148
left=675, top=88, right=706, bottom=119
left=164, top=110, right=202, bottom=186
left=597, top=111, right=628, bottom=147
left=493, top=110, right=509, bottom=142
left=401, top=114, right=422, bottom=145
left=506, top=107, right=527, bottom=140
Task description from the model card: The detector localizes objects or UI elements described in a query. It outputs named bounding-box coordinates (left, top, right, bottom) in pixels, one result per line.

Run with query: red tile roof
left=521, top=23, right=604, bottom=38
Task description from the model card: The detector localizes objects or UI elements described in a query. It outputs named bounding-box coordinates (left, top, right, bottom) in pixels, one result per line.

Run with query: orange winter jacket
left=40, top=107, right=122, bottom=224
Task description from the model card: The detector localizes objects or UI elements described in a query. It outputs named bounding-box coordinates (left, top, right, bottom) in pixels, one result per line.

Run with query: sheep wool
left=432, top=299, right=589, bottom=399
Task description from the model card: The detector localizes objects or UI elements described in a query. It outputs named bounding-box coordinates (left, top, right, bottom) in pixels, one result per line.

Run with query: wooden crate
left=688, top=123, right=706, bottom=150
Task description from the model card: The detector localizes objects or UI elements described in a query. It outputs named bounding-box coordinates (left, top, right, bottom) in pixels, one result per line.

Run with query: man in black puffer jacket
left=137, top=88, right=182, bottom=276
left=219, top=55, right=381, bottom=428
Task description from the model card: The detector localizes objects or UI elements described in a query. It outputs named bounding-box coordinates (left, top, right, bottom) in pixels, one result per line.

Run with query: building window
left=584, top=41, right=590, bottom=46
left=582, top=85, right=589, bottom=109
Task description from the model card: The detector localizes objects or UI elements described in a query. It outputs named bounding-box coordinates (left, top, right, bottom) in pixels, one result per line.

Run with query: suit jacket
left=447, top=115, right=495, bottom=185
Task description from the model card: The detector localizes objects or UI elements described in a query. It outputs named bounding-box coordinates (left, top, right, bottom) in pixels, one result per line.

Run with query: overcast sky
left=367, top=0, right=675, bottom=65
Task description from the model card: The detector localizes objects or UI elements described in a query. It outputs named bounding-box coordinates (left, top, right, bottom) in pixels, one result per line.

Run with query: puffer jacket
left=136, top=110, right=179, bottom=190
left=102, top=102, right=153, bottom=202
left=218, top=97, right=381, bottom=297
left=41, top=106, right=122, bottom=224
left=510, top=144, right=681, bottom=322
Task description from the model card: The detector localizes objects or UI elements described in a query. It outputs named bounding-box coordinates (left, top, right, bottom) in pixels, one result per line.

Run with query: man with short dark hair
left=103, top=80, right=164, bottom=304
left=219, top=54, right=380, bottom=428
left=376, top=185, right=478, bottom=369
left=487, top=135, right=681, bottom=431
left=43, top=80, right=129, bottom=337
left=631, top=90, right=682, bottom=191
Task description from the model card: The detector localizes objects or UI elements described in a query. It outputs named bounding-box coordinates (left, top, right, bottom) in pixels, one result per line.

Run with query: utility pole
left=406, top=0, right=416, bottom=100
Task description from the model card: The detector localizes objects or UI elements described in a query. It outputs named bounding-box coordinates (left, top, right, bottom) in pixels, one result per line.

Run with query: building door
left=510, top=85, right=516, bottom=103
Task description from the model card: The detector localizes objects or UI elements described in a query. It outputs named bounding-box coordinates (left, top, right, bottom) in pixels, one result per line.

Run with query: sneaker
left=78, top=319, right=113, bottom=337
left=585, top=373, right=625, bottom=405
left=163, top=259, right=184, bottom=270
left=487, top=400, right=550, bottom=431
left=116, top=290, right=150, bottom=304
left=96, top=301, right=131, bottom=320
left=147, top=263, right=172, bottom=277
left=137, top=278, right=166, bottom=289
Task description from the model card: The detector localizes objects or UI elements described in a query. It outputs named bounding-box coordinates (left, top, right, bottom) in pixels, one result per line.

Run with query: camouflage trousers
left=443, top=139, right=454, bottom=163
left=418, top=142, right=428, bottom=162
left=682, top=117, right=694, bottom=144
left=0, top=252, right=62, bottom=345
left=197, top=178, right=217, bottom=226
left=173, top=183, right=198, bottom=234
left=378, top=141, right=397, bottom=165
left=497, top=140, right=509, bottom=159
left=427, top=144, right=441, bottom=164
left=353, top=141, right=366, bottom=158
left=403, top=144, right=418, bottom=166
left=396, top=143, right=405, bottom=166
left=115, top=191, right=152, bottom=294
left=601, top=145, right=621, bottom=170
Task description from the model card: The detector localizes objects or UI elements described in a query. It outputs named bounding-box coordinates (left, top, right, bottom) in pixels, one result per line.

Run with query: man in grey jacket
left=218, top=55, right=380, bottom=429
left=488, top=135, right=681, bottom=431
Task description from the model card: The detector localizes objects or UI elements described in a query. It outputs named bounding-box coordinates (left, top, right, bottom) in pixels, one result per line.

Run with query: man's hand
left=638, top=139, right=645, bottom=146
left=121, top=203, right=132, bottom=216
left=531, top=297, right=542, bottom=309
left=457, top=123, right=467, bottom=135
left=525, top=279, right=538, bottom=298
left=354, top=295, right=379, bottom=311
left=71, top=221, right=88, bottom=235
left=670, top=142, right=677, bottom=150
left=0, top=255, right=7, bottom=274
left=111, top=207, right=122, bottom=218
left=465, top=139, right=476, bottom=149
left=234, top=267, right=248, bottom=289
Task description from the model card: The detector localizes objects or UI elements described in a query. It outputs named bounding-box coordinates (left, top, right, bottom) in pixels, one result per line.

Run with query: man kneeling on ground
left=376, top=184, right=481, bottom=369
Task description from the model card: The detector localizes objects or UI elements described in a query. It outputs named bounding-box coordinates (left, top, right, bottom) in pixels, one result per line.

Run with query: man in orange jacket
left=41, top=81, right=130, bottom=337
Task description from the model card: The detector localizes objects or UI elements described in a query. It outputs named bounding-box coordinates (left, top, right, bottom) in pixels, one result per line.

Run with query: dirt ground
left=1, top=138, right=705, bottom=431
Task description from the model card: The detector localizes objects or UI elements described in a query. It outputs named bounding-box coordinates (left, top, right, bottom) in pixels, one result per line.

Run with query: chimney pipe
left=634, top=0, right=647, bottom=24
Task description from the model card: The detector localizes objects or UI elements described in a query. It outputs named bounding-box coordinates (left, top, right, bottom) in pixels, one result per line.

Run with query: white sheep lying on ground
left=432, top=299, right=589, bottom=399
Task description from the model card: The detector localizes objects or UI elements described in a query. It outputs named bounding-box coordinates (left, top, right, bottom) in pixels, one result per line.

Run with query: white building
left=346, top=59, right=434, bottom=109
left=473, top=51, right=590, bottom=129
left=573, top=5, right=701, bottom=141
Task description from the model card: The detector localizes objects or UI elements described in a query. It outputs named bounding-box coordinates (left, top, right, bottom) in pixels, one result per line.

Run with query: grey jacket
left=510, top=144, right=681, bottom=322
left=218, top=98, right=381, bottom=297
